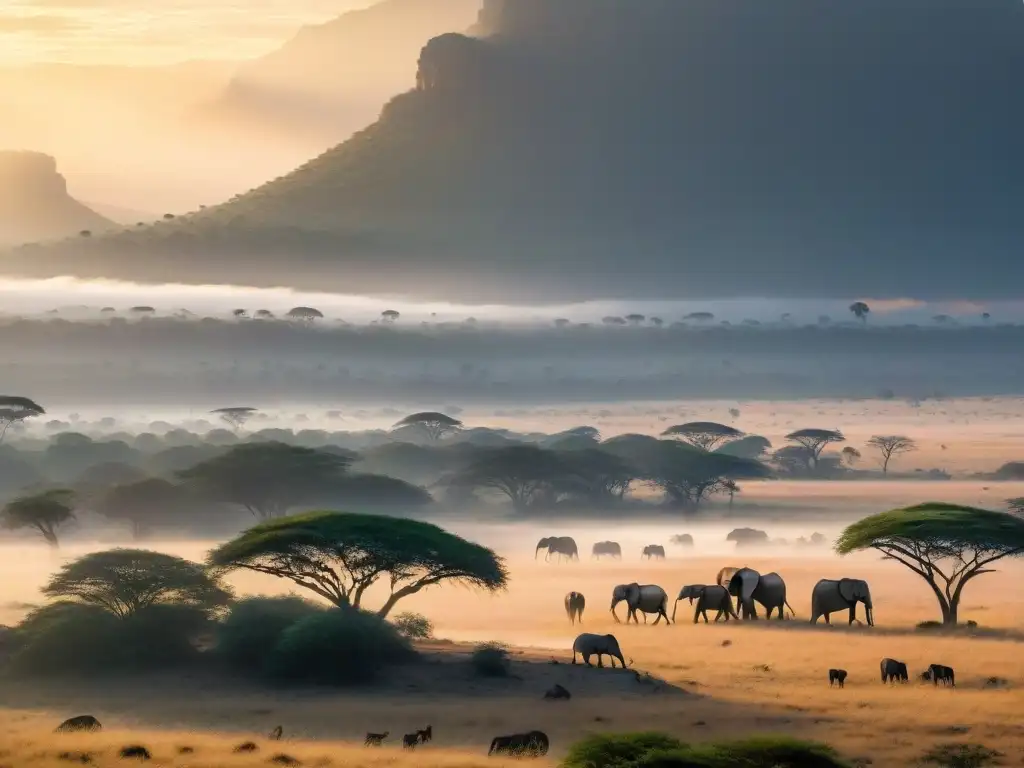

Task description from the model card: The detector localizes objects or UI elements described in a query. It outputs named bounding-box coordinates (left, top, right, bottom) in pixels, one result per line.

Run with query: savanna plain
left=2, top=461, right=1023, bottom=768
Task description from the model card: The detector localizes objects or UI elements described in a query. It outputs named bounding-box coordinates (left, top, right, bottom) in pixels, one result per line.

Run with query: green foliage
left=43, top=549, right=231, bottom=618
left=919, top=743, right=1004, bottom=768
left=266, top=607, right=415, bottom=685
left=562, top=733, right=849, bottom=768
left=391, top=611, right=433, bottom=640
left=470, top=641, right=511, bottom=677
left=92, top=478, right=186, bottom=538
left=661, top=422, right=744, bottom=451
left=393, top=412, right=463, bottom=441
left=216, top=596, right=326, bottom=672
left=326, top=473, right=433, bottom=507
left=8, top=601, right=208, bottom=676
left=447, top=445, right=568, bottom=511
left=177, top=441, right=352, bottom=519
left=1, top=488, right=76, bottom=546
left=209, top=511, right=506, bottom=616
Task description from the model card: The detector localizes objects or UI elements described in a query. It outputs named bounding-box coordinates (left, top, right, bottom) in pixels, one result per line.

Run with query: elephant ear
left=733, top=569, right=760, bottom=602
left=627, top=583, right=641, bottom=603
left=838, top=579, right=857, bottom=603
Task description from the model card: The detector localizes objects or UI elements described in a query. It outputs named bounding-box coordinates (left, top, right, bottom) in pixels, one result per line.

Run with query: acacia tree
left=849, top=301, right=870, bottom=323
left=0, top=395, right=45, bottom=443
left=210, top=406, right=258, bottom=431
left=1, top=488, right=75, bottom=547
left=286, top=306, right=324, bottom=323
left=43, top=549, right=231, bottom=618
left=93, top=478, right=185, bottom=539
left=208, top=511, right=507, bottom=618
left=393, top=412, right=463, bottom=441
left=785, top=428, right=845, bottom=469
left=866, top=435, right=917, bottom=474
left=447, top=445, right=568, bottom=512
left=662, top=422, right=744, bottom=451
left=836, top=503, right=1024, bottom=625
left=178, top=442, right=352, bottom=520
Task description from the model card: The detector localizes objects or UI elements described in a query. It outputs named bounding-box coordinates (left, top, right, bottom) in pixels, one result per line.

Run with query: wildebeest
left=922, top=664, right=955, bottom=687
left=641, top=544, right=666, bottom=560
left=402, top=733, right=420, bottom=748
left=592, top=541, right=622, bottom=559
left=56, top=716, right=102, bottom=733
left=417, top=725, right=433, bottom=743
left=268, top=726, right=283, bottom=741
left=828, top=669, right=848, bottom=688
left=880, top=657, right=909, bottom=684
left=564, top=591, right=585, bottom=624
left=364, top=732, right=388, bottom=746
left=119, top=746, right=152, bottom=760
left=488, top=730, right=549, bottom=757
left=535, top=536, right=579, bottom=562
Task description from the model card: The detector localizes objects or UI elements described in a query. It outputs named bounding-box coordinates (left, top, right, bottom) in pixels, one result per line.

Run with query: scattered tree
left=232, top=309, right=247, bottom=318
left=254, top=309, right=275, bottom=319
left=393, top=411, right=463, bottom=441
left=211, top=406, right=258, bottom=431
left=92, top=478, right=185, bottom=539
left=208, top=511, right=507, bottom=617
left=866, top=435, right=918, bottom=474
left=841, top=446, right=862, bottom=466
left=601, top=316, right=626, bottom=326
left=728, top=408, right=741, bottom=420
left=381, top=310, right=400, bottom=323
left=625, top=313, right=646, bottom=325
left=447, top=445, right=568, bottom=512
left=649, top=317, right=664, bottom=327
left=717, top=435, right=772, bottom=460
left=785, top=428, right=845, bottom=468
left=177, top=442, right=352, bottom=520
left=684, top=312, right=715, bottom=323
left=79, top=230, right=91, bottom=238
left=661, top=421, right=744, bottom=451
left=849, top=301, right=871, bottom=323
left=42, top=549, right=231, bottom=618
left=836, top=503, right=1024, bottom=625
left=129, top=306, right=155, bottom=316
left=0, top=395, right=45, bottom=443
left=286, top=306, right=324, bottom=323
left=1, top=488, right=75, bottom=547
left=554, top=318, right=571, bottom=328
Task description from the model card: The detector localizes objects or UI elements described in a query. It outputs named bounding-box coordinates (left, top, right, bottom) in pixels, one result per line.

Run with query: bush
left=8, top=601, right=207, bottom=676
left=216, top=596, right=325, bottom=672
left=391, top=612, right=433, bottom=640
left=471, top=641, right=511, bottom=677
left=920, top=744, right=1004, bottom=768
left=266, top=607, right=415, bottom=685
left=563, top=733, right=849, bottom=768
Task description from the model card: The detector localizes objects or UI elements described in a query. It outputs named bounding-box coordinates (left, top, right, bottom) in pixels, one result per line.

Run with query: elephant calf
left=922, top=664, right=955, bottom=687
left=572, top=633, right=626, bottom=668
left=828, top=668, right=848, bottom=688
left=564, top=591, right=585, bottom=624
left=880, top=657, right=909, bottom=684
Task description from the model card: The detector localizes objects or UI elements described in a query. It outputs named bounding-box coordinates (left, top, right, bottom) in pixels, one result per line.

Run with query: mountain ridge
left=5, top=0, right=1024, bottom=302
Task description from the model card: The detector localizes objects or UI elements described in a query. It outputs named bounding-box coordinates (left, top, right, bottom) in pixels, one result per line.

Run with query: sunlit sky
left=0, top=0, right=375, bottom=66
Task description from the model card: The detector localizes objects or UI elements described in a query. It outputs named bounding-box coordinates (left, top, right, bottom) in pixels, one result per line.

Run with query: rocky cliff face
left=0, top=151, right=114, bottom=246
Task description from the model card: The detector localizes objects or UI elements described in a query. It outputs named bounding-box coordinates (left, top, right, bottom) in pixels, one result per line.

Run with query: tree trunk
left=943, top=599, right=959, bottom=625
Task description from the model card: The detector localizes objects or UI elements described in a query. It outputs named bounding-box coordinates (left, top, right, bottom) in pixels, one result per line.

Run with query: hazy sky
left=0, top=0, right=375, bottom=66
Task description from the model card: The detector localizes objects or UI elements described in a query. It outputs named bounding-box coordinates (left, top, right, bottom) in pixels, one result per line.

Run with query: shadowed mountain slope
left=0, top=152, right=116, bottom=246
left=6, top=0, right=1024, bottom=302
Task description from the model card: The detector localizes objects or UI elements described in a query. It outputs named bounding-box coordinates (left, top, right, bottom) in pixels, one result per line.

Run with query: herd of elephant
left=563, top=567, right=875, bottom=626
left=536, top=537, right=667, bottom=561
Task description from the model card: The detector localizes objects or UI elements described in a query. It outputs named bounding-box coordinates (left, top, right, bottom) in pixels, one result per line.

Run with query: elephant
left=674, top=584, right=738, bottom=623
left=810, top=578, right=874, bottom=626
left=488, top=731, right=549, bottom=757
left=726, top=528, right=769, bottom=547
left=592, top=541, right=622, bottom=559
left=572, top=633, right=626, bottom=668
left=727, top=568, right=795, bottom=620
left=564, top=591, right=585, bottom=624
left=535, top=536, right=579, bottom=561
left=610, top=583, right=670, bottom=625
left=641, top=544, right=666, bottom=560
left=670, top=534, right=694, bottom=547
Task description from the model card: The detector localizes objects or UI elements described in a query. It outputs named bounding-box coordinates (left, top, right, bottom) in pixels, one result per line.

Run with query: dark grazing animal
left=402, top=733, right=420, bottom=748
left=641, top=544, right=666, bottom=560
left=564, top=591, right=585, bottom=624
left=488, top=731, right=549, bottom=757
left=268, top=726, right=283, bottom=741
left=233, top=742, right=259, bottom=753
left=543, top=684, right=571, bottom=700
left=828, top=669, right=848, bottom=688
left=118, top=745, right=151, bottom=760
left=364, top=732, right=388, bottom=746
left=417, top=725, right=433, bottom=743
left=880, top=657, right=909, bottom=684
left=56, top=715, right=102, bottom=733
left=591, top=541, right=622, bottom=559
left=923, top=663, right=955, bottom=687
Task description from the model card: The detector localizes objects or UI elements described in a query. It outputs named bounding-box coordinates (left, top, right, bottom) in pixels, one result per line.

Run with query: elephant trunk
left=866, top=604, right=874, bottom=626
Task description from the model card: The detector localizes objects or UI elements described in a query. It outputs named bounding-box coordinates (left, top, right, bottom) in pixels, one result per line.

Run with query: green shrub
left=8, top=601, right=207, bottom=676
left=563, top=733, right=686, bottom=768
left=217, top=596, right=325, bottom=672
left=919, top=743, right=1004, bottom=768
left=471, top=641, right=511, bottom=677
left=266, top=607, right=415, bottom=685
left=391, top=611, right=433, bottom=640
left=562, top=733, right=849, bottom=768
